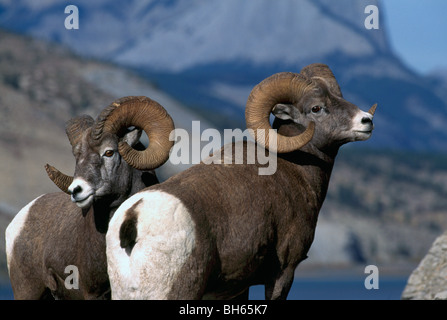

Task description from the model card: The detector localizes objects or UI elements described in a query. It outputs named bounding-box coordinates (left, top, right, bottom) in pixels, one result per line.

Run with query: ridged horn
left=245, top=72, right=315, bottom=153
left=300, top=63, right=342, bottom=97
left=92, top=96, right=175, bottom=170
left=45, top=164, right=72, bottom=194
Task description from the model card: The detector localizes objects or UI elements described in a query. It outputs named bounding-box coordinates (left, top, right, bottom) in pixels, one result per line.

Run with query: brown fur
left=8, top=193, right=109, bottom=299
left=116, top=68, right=374, bottom=299
left=153, top=141, right=332, bottom=299
left=8, top=169, right=157, bottom=300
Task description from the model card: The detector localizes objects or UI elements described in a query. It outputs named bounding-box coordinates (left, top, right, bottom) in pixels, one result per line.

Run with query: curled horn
left=92, top=96, right=175, bottom=170
left=300, top=63, right=343, bottom=97
left=245, top=72, right=315, bottom=153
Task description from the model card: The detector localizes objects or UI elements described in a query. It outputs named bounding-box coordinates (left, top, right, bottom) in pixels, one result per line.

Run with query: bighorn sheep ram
left=5, top=96, right=174, bottom=299
left=106, top=64, right=377, bottom=300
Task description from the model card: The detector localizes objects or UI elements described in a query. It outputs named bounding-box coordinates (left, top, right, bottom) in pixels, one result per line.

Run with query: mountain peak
left=1, top=0, right=387, bottom=72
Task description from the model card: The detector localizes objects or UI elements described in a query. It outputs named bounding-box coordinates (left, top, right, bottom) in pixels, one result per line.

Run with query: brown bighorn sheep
left=106, top=64, right=377, bottom=300
left=5, top=96, right=174, bottom=299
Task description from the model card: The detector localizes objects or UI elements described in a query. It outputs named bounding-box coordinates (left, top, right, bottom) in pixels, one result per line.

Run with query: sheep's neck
left=275, top=120, right=337, bottom=211
left=82, top=199, right=116, bottom=234
left=279, top=145, right=336, bottom=211
left=83, top=170, right=158, bottom=234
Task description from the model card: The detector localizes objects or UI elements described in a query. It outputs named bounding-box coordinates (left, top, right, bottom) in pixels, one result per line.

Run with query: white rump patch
left=106, top=190, right=196, bottom=300
left=5, top=195, right=44, bottom=275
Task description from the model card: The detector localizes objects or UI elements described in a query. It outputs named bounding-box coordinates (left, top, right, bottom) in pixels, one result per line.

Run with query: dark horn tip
left=368, top=103, right=378, bottom=116
left=44, top=164, right=55, bottom=179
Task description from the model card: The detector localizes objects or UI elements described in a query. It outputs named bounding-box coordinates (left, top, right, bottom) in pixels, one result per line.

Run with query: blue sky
left=382, top=0, right=447, bottom=74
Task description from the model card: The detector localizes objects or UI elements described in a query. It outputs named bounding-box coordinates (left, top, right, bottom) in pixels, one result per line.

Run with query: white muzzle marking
left=68, top=178, right=95, bottom=208
left=351, top=110, right=374, bottom=141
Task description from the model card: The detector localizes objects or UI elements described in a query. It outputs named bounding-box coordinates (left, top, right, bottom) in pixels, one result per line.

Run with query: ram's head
left=246, top=63, right=376, bottom=154
left=45, top=96, right=174, bottom=209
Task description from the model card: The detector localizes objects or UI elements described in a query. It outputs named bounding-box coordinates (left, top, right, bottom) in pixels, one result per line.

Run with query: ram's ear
left=272, top=104, right=294, bottom=121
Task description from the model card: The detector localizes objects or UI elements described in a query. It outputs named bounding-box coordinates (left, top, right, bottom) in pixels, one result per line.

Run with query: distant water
left=0, top=276, right=406, bottom=300
left=250, top=276, right=407, bottom=300
left=0, top=285, right=13, bottom=300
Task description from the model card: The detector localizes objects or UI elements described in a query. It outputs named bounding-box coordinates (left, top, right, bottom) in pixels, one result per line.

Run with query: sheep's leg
left=11, top=285, right=53, bottom=300
left=264, top=267, right=295, bottom=300
left=9, top=271, right=53, bottom=300
left=166, top=252, right=215, bottom=300
left=166, top=270, right=208, bottom=300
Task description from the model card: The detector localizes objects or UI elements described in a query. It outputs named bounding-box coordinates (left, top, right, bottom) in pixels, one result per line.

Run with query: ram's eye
left=311, top=106, right=322, bottom=113
left=104, top=150, right=114, bottom=157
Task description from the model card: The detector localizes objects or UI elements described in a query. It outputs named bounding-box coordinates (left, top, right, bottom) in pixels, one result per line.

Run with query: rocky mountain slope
left=0, top=0, right=388, bottom=72
left=311, top=149, right=447, bottom=268
left=2, top=0, right=447, bottom=151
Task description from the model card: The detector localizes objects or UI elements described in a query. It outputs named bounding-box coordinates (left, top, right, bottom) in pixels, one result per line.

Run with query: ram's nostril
left=72, top=185, right=82, bottom=195
left=361, top=117, right=372, bottom=125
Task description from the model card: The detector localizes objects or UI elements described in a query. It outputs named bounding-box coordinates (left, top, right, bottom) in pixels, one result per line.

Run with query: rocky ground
left=401, top=231, right=447, bottom=300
